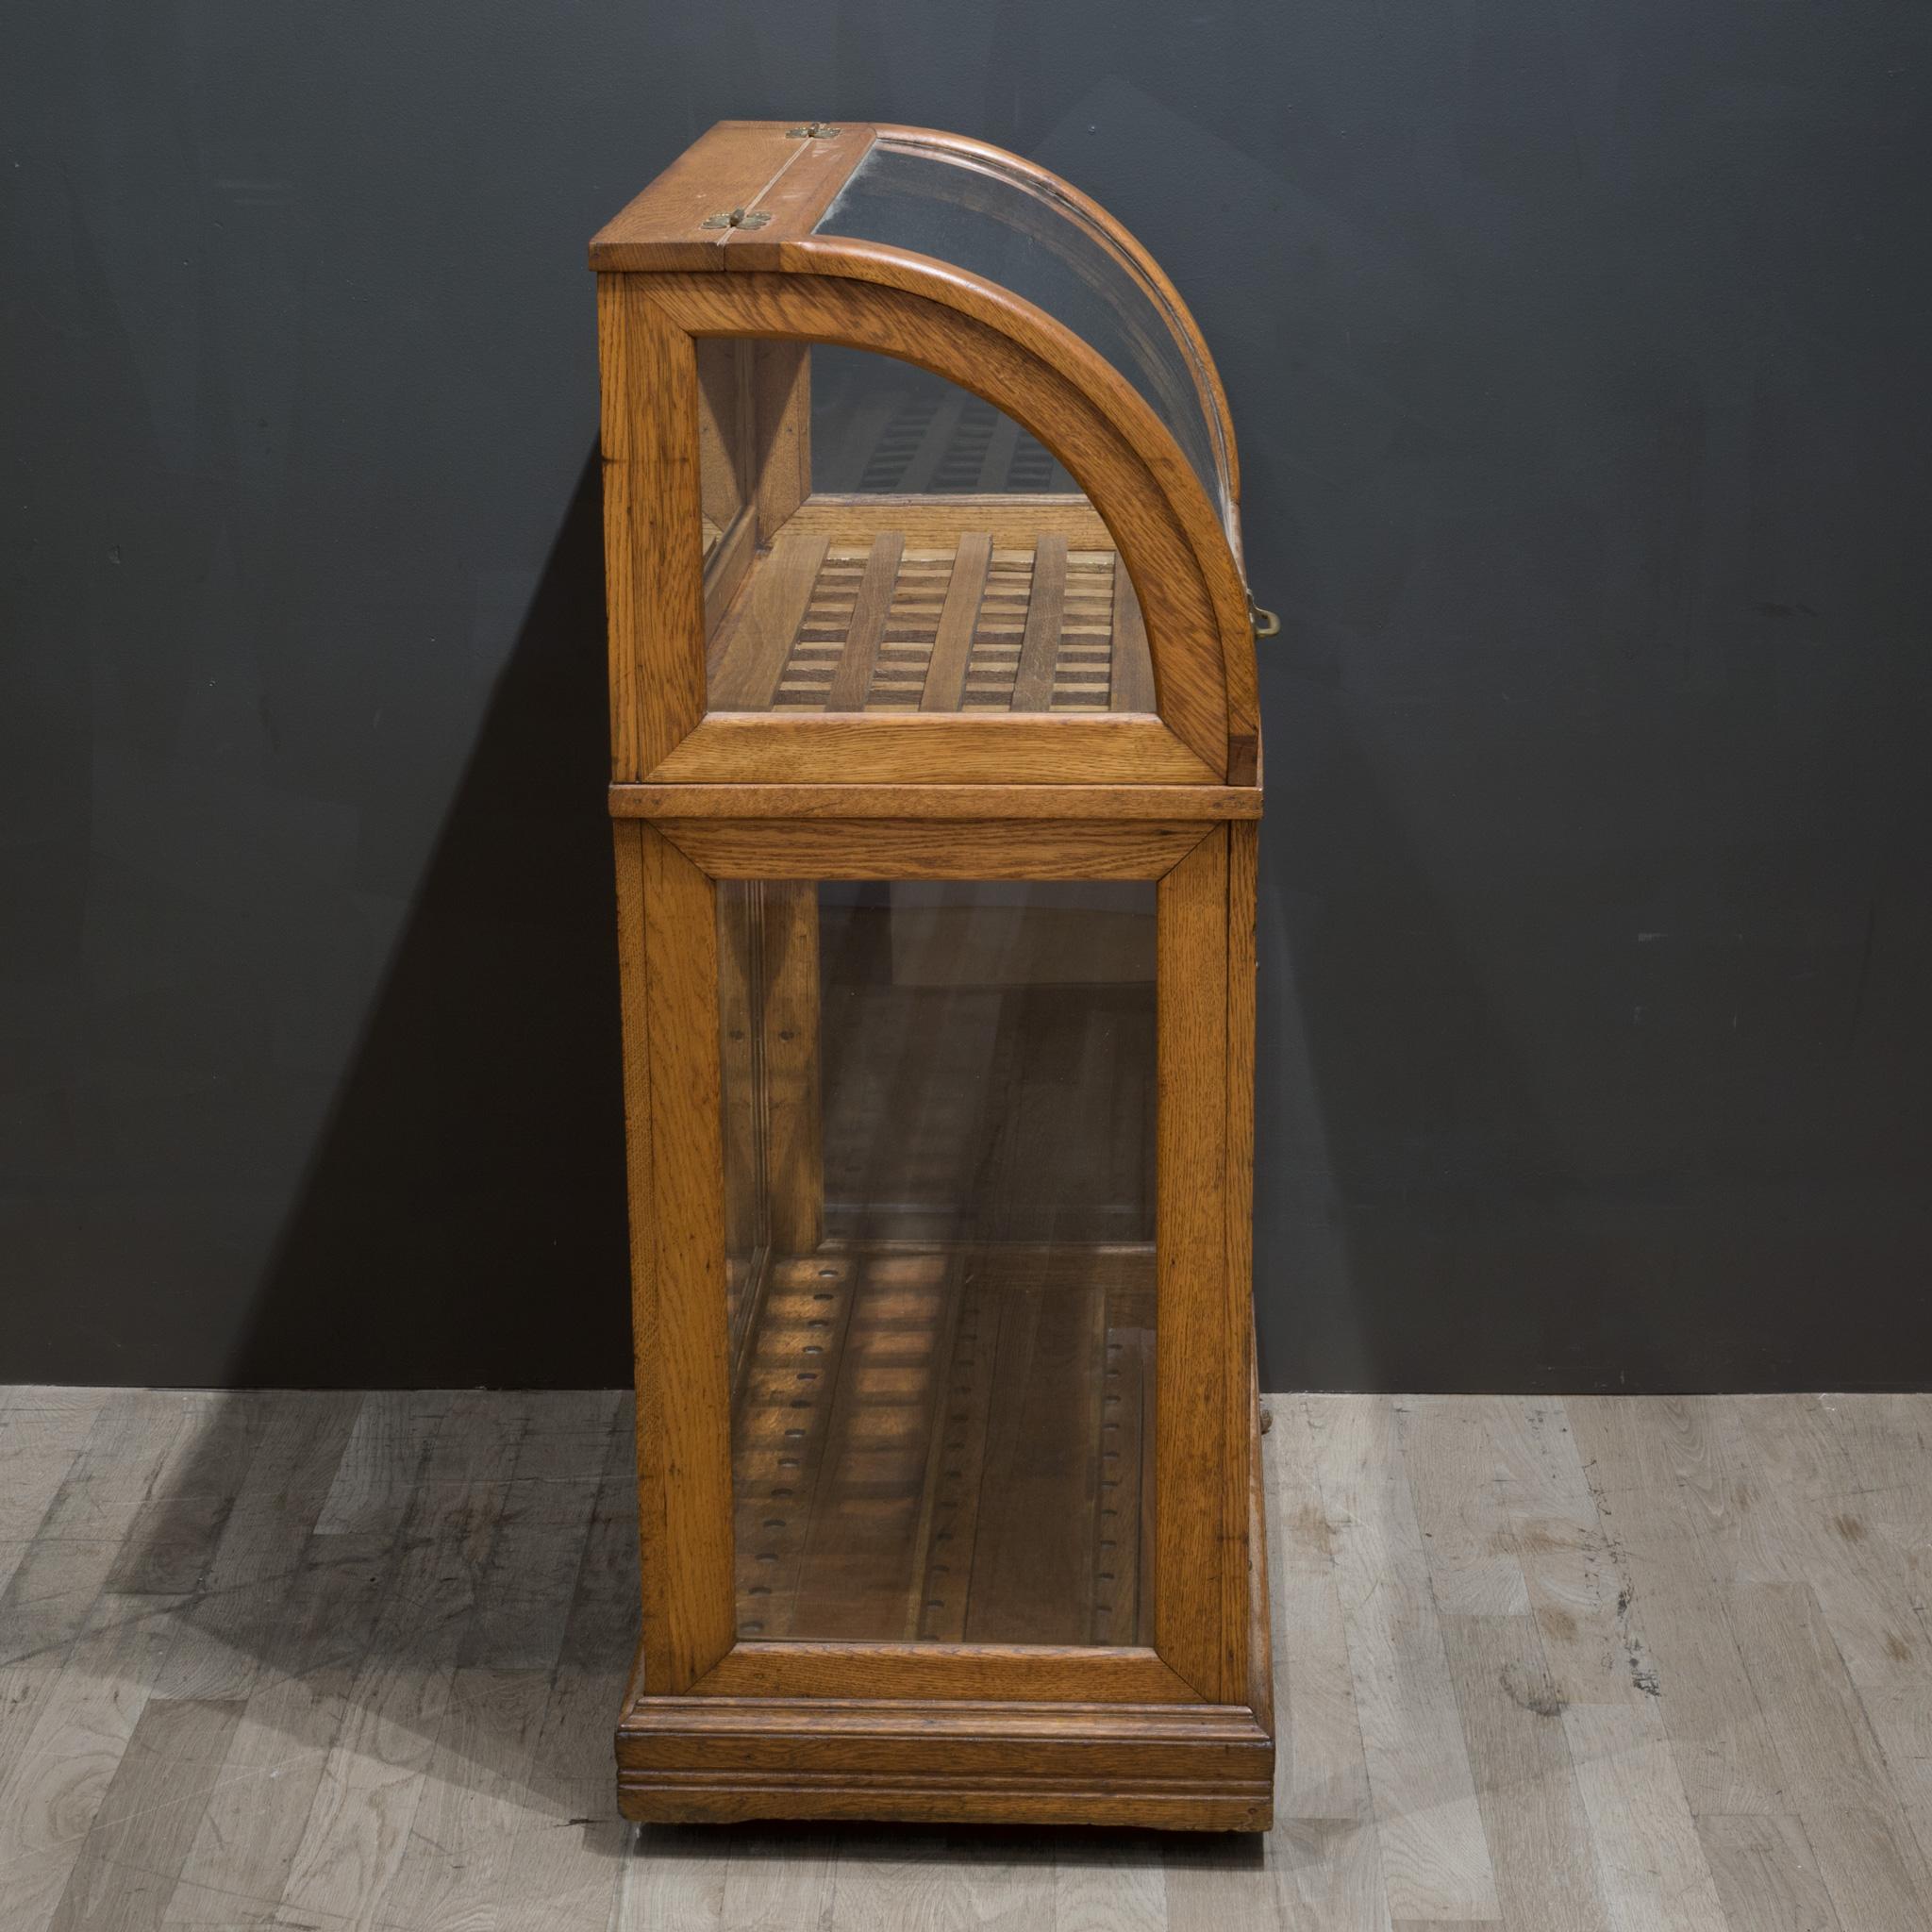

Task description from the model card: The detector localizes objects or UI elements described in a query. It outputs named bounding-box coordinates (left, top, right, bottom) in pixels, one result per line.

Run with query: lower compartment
left=729, top=1241, right=1154, bottom=1649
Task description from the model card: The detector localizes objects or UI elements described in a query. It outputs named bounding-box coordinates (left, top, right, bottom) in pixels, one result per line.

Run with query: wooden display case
left=592, top=121, right=1271, bottom=1831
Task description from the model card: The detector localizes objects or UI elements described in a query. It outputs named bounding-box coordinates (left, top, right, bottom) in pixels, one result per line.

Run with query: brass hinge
left=700, top=206, right=772, bottom=230
left=786, top=122, right=841, bottom=139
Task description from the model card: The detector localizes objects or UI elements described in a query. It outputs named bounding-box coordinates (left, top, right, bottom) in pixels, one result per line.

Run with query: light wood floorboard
left=4, top=1389, right=1931, bottom=1928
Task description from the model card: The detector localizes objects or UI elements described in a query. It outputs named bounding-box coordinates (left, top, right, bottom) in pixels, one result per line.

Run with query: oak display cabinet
left=591, top=122, right=1272, bottom=1831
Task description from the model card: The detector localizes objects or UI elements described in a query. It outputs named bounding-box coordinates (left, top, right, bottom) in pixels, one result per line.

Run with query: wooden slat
left=707, top=530, right=829, bottom=711
left=823, top=532, right=905, bottom=710
left=921, top=531, right=993, bottom=711
left=1010, top=534, right=1068, bottom=711
left=1112, top=560, right=1157, bottom=712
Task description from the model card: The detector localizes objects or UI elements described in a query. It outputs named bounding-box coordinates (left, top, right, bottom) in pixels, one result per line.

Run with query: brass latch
left=701, top=207, right=772, bottom=230
left=1248, top=594, right=1280, bottom=639
left=786, top=123, right=841, bottom=139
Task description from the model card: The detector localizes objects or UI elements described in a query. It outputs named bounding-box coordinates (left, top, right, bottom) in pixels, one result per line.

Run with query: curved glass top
left=814, top=138, right=1234, bottom=538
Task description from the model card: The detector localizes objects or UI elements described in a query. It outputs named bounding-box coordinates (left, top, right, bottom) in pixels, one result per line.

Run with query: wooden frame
left=612, top=814, right=1268, bottom=1825
left=594, top=122, right=1269, bottom=1831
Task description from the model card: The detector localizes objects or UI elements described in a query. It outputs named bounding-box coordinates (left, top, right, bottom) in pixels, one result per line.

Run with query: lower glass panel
left=718, top=879, right=1156, bottom=1647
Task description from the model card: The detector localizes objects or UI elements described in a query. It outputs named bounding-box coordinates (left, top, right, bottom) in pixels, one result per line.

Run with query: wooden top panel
left=591, top=123, right=875, bottom=271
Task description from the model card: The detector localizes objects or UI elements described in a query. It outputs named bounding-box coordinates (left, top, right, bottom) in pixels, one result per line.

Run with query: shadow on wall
left=226, top=450, right=633, bottom=1391
left=1252, top=723, right=1616, bottom=1396
left=199, top=430, right=1585, bottom=1401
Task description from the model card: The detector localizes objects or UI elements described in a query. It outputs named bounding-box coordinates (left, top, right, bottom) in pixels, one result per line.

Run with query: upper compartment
left=591, top=123, right=1258, bottom=789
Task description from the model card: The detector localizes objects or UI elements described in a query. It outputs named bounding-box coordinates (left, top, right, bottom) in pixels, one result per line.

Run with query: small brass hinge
left=700, top=206, right=772, bottom=230
left=786, top=123, right=842, bottom=139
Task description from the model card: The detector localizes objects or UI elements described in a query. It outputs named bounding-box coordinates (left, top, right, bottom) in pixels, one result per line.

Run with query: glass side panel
left=811, top=346, right=1076, bottom=494
left=814, top=138, right=1232, bottom=533
left=718, top=878, right=1156, bottom=1646
left=705, top=344, right=1157, bottom=718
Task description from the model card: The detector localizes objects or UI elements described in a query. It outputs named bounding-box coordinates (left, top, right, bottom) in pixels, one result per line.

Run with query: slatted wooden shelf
left=729, top=1243, right=1154, bottom=1648
left=708, top=527, right=1158, bottom=716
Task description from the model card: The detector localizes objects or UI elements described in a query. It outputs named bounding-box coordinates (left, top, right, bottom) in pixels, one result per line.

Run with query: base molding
left=615, top=1690, right=1274, bottom=1831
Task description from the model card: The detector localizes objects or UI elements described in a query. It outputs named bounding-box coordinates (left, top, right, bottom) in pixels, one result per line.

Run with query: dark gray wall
left=6, top=2, right=1930, bottom=1391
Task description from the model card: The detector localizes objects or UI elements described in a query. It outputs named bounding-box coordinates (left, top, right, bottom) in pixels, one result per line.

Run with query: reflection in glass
left=718, top=880, right=1156, bottom=1646
left=815, top=138, right=1232, bottom=532
left=810, top=346, right=1077, bottom=495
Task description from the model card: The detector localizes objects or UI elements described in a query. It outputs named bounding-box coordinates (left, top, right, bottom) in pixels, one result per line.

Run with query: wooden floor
left=4, top=1386, right=1931, bottom=1929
